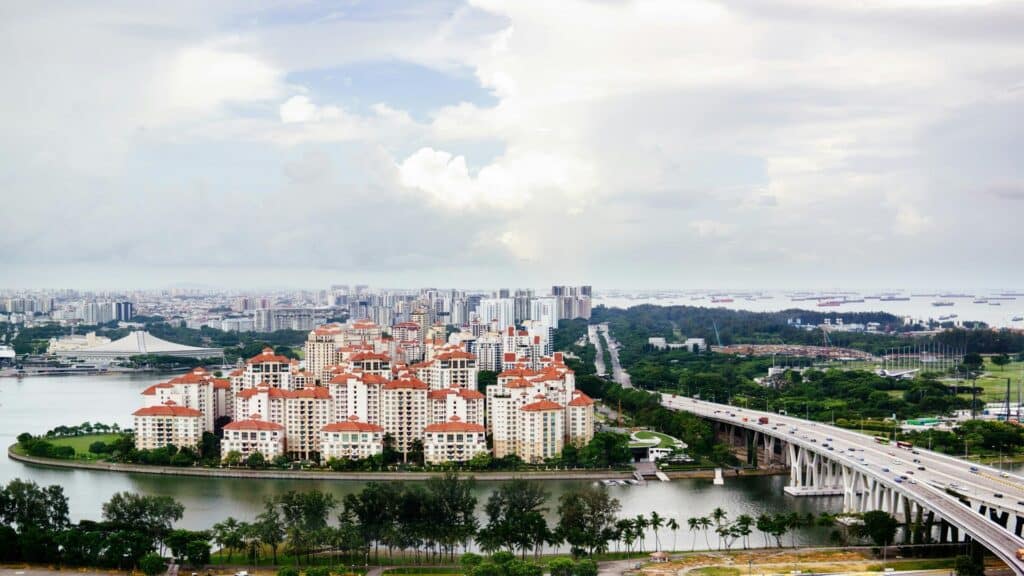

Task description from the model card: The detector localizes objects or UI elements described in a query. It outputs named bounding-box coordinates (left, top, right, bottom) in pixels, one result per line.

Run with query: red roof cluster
left=521, top=399, right=563, bottom=412
left=132, top=404, right=203, bottom=417
left=322, top=416, right=385, bottom=433
left=224, top=418, right=284, bottom=431
left=568, top=391, right=595, bottom=407
left=424, top=415, right=485, bottom=433
left=248, top=347, right=291, bottom=364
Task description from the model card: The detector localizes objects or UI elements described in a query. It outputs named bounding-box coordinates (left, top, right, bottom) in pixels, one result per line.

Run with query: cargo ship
left=931, top=300, right=955, bottom=307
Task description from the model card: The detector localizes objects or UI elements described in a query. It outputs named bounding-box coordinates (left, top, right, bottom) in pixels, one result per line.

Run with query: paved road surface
left=592, top=323, right=632, bottom=388
left=661, top=394, right=1024, bottom=574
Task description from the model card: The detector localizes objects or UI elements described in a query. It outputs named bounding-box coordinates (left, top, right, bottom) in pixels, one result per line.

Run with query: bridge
left=661, top=393, right=1024, bottom=574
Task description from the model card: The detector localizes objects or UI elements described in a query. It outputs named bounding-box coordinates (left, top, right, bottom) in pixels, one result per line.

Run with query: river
left=0, top=373, right=875, bottom=550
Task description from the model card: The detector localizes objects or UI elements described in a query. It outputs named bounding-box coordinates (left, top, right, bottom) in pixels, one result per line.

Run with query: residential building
left=320, top=417, right=386, bottom=462
left=423, top=416, right=488, bottom=464
left=221, top=418, right=286, bottom=460
left=132, top=402, right=203, bottom=450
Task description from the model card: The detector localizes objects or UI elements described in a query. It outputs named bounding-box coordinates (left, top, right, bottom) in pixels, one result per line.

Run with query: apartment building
left=381, top=377, right=428, bottom=459
left=423, top=416, right=487, bottom=464
left=320, top=417, right=386, bottom=461
left=221, top=418, right=286, bottom=460
left=132, top=402, right=203, bottom=450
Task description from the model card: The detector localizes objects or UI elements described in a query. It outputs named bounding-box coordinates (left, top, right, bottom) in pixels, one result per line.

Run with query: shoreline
left=7, top=445, right=786, bottom=482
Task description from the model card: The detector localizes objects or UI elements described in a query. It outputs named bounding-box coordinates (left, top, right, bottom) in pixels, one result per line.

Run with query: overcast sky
left=2, top=0, right=1023, bottom=290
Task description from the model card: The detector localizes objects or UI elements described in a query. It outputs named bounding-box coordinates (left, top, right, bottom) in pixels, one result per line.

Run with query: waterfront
left=2, top=374, right=839, bottom=549
left=595, top=293, right=1024, bottom=329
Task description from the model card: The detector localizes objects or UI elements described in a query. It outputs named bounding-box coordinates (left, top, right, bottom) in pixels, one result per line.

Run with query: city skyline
left=3, top=1, right=1024, bottom=289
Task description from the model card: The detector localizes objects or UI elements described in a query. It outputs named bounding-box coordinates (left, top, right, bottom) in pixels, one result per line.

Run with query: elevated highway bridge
left=661, top=393, right=1024, bottom=573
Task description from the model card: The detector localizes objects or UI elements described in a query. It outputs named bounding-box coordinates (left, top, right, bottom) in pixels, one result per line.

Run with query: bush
left=278, top=567, right=300, bottom=576
left=88, top=441, right=109, bottom=454
left=575, top=559, right=598, bottom=576
left=548, top=558, right=574, bottom=576
left=306, top=567, right=330, bottom=576
left=140, top=553, right=166, bottom=576
left=461, top=553, right=484, bottom=572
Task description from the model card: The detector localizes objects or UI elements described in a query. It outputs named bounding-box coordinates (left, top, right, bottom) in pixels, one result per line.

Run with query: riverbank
left=7, top=445, right=786, bottom=481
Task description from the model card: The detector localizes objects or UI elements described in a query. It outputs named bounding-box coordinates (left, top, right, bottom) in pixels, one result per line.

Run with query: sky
left=2, top=0, right=1023, bottom=290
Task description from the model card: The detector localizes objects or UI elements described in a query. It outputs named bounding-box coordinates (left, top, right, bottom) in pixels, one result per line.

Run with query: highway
left=590, top=323, right=632, bottom=388
left=660, top=393, right=1024, bottom=573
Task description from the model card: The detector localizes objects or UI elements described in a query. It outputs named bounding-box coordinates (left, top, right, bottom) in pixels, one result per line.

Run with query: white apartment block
left=423, top=416, right=488, bottom=464
left=132, top=402, right=203, bottom=451
left=140, top=367, right=230, bottom=433
left=381, top=378, right=428, bottom=459
left=413, top=349, right=478, bottom=390
left=427, top=387, right=485, bottom=427
left=304, top=324, right=344, bottom=380
left=221, top=418, right=286, bottom=460
left=517, top=399, right=565, bottom=463
left=320, top=417, right=385, bottom=461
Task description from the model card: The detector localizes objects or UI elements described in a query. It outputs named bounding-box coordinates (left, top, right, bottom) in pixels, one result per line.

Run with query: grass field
left=47, top=433, right=121, bottom=454
left=631, top=430, right=679, bottom=448
left=971, top=359, right=1024, bottom=401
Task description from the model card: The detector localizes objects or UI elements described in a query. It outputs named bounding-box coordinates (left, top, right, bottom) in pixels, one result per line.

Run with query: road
left=588, top=324, right=607, bottom=377
left=660, top=393, right=1024, bottom=574
left=591, top=323, right=632, bottom=388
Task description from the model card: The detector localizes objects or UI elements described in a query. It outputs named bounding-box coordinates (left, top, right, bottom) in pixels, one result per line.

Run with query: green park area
left=970, top=358, right=1024, bottom=401
left=629, top=430, right=680, bottom=449
left=11, top=432, right=122, bottom=460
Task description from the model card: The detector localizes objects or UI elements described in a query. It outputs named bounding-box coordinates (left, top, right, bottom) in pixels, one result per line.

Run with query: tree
left=632, top=515, right=648, bottom=553
left=212, top=517, right=243, bottom=562
left=139, top=552, right=165, bottom=576
left=555, top=485, right=621, bottom=557
left=953, top=554, right=984, bottom=576
left=102, top=493, right=184, bottom=553
left=0, top=479, right=70, bottom=534
left=648, top=511, right=664, bottom=551
left=856, top=511, right=898, bottom=548
left=425, top=472, right=479, bottom=560
left=666, top=518, right=679, bottom=552
left=255, top=502, right=285, bottom=565
left=478, top=479, right=551, bottom=558
left=734, top=515, right=753, bottom=549
left=245, top=452, right=267, bottom=469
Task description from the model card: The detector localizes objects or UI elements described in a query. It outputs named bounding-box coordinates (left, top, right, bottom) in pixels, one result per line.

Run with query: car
left=826, top=437, right=833, bottom=441
left=917, top=466, right=925, bottom=471
left=1001, top=472, right=1010, bottom=478
left=894, top=459, right=903, bottom=465
left=1017, top=501, right=1024, bottom=506
left=882, top=467, right=890, bottom=472
left=827, top=446, right=834, bottom=451
left=905, top=470, right=914, bottom=475
left=895, top=477, right=903, bottom=483
left=909, top=479, right=917, bottom=484
left=847, top=447, right=856, bottom=452
left=912, top=458, right=920, bottom=463
left=900, top=475, right=909, bottom=480
left=810, top=439, right=817, bottom=443
left=970, top=466, right=979, bottom=473
left=912, top=450, right=920, bottom=455
left=995, top=493, right=1004, bottom=498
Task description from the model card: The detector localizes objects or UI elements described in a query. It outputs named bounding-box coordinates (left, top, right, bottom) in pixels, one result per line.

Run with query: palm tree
left=666, top=518, right=680, bottom=552
left=687, top=517, right=700, bottom=551
left=213, top=517, right=242, bottom=562
left=735, top=515, right=754, bottom=549
left=755, top=514, right=773, bottom=549
left=711, top=507, right=728, bottom=528
left=698, top=516, right=713, bottom=550
left=649, top=511, right=664, bottom=551
left=616, top=518, right=634, bottom=554
left=785, top=512, right=803, bottom=548
left=633, top=514, right=649, bottom=553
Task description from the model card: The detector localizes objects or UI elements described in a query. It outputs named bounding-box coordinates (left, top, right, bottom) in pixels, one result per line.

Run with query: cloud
left=689, top=220, right=734, bottom=239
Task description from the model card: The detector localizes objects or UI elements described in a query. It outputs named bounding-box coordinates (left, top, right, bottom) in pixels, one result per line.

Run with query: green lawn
left=630, top=430, right=680, bottom=448
left=971, top=359, right=1024, bottom=401
left=47, top=433, right=121, bottom=454
left=688, top=568, right=740, bottom=576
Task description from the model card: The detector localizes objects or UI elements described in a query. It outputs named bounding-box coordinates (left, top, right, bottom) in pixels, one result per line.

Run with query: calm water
left=595, top=294, right=1024, bottom=329
left=2, top=374, right=852, bottom=549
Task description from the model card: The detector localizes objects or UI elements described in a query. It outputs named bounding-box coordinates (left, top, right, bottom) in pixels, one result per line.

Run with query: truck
left=758, top=416, right=769, bottom=425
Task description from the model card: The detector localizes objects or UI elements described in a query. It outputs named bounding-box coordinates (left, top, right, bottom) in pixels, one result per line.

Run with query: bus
left=895, top=441, right=913, bottom=449
left=874, top=436, right=890, bottom=445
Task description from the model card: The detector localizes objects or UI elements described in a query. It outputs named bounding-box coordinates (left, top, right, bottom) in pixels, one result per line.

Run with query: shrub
left=278, top=567, right=300, bottom=576
left=140, top=553, right=166, bottom=576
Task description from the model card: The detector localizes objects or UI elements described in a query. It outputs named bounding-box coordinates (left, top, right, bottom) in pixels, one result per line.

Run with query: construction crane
left=712, top=320, right=722, bottom=347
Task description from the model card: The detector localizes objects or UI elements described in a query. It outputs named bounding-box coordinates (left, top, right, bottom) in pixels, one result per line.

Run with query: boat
left=938, top=314, right=958, bottom=321
left=880, top=296, right=911, bottom=301
left=973, top=299, right=988, bottom=304
left=932, top=300, right=955, bottom=307
left=989, top=302, right=1001, bottom=306
left=818, top=300, right=841, bottom=307
left=1013, top=316, right=1024, bottom=322
left=711, top=298, right=734, bottom=303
